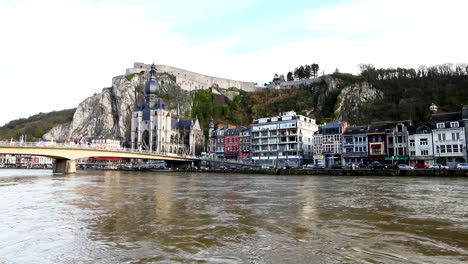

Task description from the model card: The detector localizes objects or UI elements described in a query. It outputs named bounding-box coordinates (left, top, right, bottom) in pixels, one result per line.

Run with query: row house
left=312, top=129, right=324, bottom=165
left=367, top=122, right=388, bottom=164
left=213, top=125, right=227, bottom=160
left=408, top=125, right=434, bottom=167
left=386, top=120, right=412, bottom=164
left=321, top=122, right=349, bottom=168
left=0, top=154, right=16, bottom=166
left=431, top=111, right=466, bottom=168
left=239, top=127, right=251, bottom=163
left=341, top=126, right=368, bottom=166
left=251, top=111, right=318, bottom=168
left=224, top=127, right=241, bottom=161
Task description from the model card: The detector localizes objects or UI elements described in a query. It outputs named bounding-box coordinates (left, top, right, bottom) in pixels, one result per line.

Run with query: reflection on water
left=0, top=169, right=467, bottom=263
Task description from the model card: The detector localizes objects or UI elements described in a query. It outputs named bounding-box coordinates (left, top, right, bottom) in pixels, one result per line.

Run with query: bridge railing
left=0, top=141, right=198, bottom=160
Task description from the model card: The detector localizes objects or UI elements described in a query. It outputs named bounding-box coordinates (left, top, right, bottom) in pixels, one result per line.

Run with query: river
left=0, top=169, right=466, bottom=263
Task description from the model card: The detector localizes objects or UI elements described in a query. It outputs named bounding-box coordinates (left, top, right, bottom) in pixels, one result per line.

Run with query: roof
left=431, top=112, right=461, bottom=123
left=368, top=120, right=412, bottom=133
left=171, top=119, right=193, bottom=130
left=324, top=122, right=345, bottom=129
left=344, top=125, right=368, bottom=135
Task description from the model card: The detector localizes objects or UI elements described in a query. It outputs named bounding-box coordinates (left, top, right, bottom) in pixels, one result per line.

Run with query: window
left=397, top=124, right=403, bottom=132
left=447, top=145, right=452, bottom=153
left=421, top=150, right=429, bottom=155
left=420, top=138, right=428, bottom=145
left=410, top=151, right=416, bottom=156
left=409, top=140, right=415, bottom=147
left=388, top=136, right=393, bottom=144
left=437, top=123, right=445, bottom=129
left=450, top=122, right=459, bottom=128
left=397, top=136, right=403, bottom=143
left=441, top=145, right=446, bottom=153
left=453, top=145, right=459, bottom=152
left=452, top=132, right=460, bottom=140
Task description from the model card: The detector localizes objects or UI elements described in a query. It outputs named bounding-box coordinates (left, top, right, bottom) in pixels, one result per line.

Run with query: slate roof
left=171, top=119, right=193, bottom=130
left=344, top=125, right=368, bottom=135
left=431, top=112, right=461, bottom=123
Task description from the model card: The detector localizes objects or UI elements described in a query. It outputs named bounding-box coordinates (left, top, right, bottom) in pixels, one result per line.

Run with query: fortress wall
left=126, top=63, right=261, bottom=92
left=279, top=78, right=322, bottom=89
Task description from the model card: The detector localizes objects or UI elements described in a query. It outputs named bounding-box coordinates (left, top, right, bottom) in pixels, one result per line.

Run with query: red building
left=224, top=127, right=240, bottom=161
left=367, top=122, right=388, bottom=163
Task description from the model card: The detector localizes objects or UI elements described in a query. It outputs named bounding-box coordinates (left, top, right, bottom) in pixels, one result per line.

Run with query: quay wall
left=204, top=169, right=468, bottom=177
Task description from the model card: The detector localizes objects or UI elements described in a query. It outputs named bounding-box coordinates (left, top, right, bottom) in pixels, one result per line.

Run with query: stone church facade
left=131, top=63, right=204, bottom=156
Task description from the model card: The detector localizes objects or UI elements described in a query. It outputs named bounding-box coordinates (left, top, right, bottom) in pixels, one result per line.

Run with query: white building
left=431, top=111, right=466, bottom=168
left=0, top=154, right=16, bottom=166
left=408, top=125, right=434, bottom=167
left=251, top=111, right=318, bottom=168
left=312, top=130, right=323, bottom=165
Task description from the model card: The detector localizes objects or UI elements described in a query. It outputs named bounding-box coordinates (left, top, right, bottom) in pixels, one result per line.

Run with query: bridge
left=0, top=142, right=198, bottom=173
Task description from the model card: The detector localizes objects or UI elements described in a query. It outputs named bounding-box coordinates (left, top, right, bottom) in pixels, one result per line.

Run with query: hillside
left=3, top=63, right=467, bottom=143
left=192, top=64, right=468, bottom=136
left=0, top=109, right=76, bottom=140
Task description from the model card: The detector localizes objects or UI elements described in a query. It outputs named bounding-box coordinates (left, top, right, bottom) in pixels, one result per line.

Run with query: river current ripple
left=0, top=169, right=467, bottom=263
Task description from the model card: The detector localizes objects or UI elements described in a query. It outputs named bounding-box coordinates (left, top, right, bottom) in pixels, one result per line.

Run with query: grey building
left=239, top=127, right=251, bottom=163
left=385, top=121, right=412, bottom=164
left=341, top=125, right=368, bottom=166
left=322, top=122, right=349, bottom=168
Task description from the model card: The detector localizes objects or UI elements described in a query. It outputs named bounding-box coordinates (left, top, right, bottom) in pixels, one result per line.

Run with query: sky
left=0, top=0, right=467, bottom=126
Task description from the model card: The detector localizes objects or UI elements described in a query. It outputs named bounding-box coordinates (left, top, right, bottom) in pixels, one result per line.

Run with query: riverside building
left=239, top=127, right=251, bottom=163
left=322, top=122, right=349, bottom=168
left=341, top=125, right=368, bottom=166
left=431, top=111, right=466, bottom=168
left=250, top=111, right=318, bottom=168
left=408, top=125, right=434, bottom=167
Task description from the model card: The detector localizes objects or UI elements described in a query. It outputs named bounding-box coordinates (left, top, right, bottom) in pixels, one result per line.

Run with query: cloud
left=0, top=0, right=467, bottom=126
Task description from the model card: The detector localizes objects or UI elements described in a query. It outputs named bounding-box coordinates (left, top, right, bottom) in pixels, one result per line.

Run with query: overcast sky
left=0, top=0, right=467, bottom=126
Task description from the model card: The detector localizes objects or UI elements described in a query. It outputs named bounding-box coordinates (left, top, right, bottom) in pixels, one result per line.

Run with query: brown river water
left=0, top=169, right=467, bottom=264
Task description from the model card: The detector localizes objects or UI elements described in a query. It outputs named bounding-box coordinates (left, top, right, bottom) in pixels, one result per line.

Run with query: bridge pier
left=53, top=159, right=76, bottom=174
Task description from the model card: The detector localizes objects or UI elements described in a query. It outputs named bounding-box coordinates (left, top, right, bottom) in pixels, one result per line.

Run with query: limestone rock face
left=44, top=72, right=191, bottom=142
left=335, top=82, right=381, bottom=124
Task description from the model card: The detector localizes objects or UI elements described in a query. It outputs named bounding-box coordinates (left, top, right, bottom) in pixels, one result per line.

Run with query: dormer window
left=436, top=123, right=445, bottom=129
left=450, top=121, right=459, bottom=128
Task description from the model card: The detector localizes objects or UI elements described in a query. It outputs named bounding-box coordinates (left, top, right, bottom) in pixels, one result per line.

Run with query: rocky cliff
left=44, top=72, right=192, bottom=141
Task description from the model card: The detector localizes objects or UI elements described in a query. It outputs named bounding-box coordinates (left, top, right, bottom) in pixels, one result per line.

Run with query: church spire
left=150, top=62, right=157, bottom=80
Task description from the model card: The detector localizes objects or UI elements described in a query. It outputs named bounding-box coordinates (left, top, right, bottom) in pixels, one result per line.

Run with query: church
left=131, top=63, right=204, bottom=156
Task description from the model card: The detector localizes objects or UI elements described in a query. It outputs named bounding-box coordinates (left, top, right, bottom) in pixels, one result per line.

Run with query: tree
left=287, top=71, right=293, bottom=81
left=304, top=65, right=312, bottom=79
left=311, top=63, right=319, bottom=78
left=298, top=66, right=306, bottom=79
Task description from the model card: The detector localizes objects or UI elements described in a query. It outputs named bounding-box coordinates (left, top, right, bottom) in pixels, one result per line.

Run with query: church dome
left=145, top=63, right=160, bottom=95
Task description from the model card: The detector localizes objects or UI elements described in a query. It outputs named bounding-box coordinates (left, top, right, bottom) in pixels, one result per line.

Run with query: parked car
left=312, top=164, right=325, bottom=169
left=369, top=163, right=392, bottom=170
left=456, top=163, right=468, bottom=170
left=357, top=163, right=368, bottom=169
left=429, top=164, right=449, bottom=170
left=398, top=164, right=414, bottom=170
left=414, top=163, right=428, bottom=169
left=219, top=166, right=228, bottom=170
left=331, top=164, right=343, bottom=169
